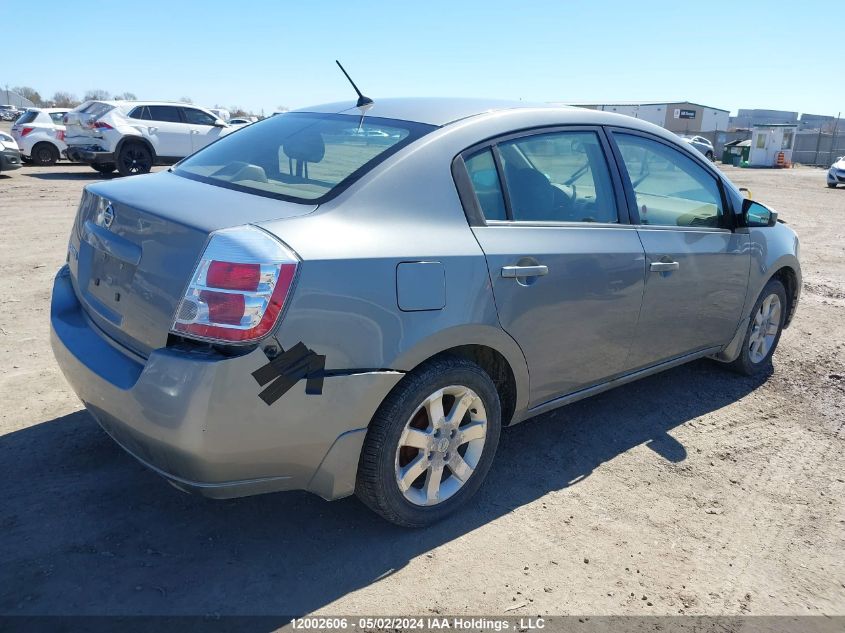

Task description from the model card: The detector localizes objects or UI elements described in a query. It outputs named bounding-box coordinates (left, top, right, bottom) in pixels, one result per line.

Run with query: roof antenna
left=336, top=60, right=373, bottom=108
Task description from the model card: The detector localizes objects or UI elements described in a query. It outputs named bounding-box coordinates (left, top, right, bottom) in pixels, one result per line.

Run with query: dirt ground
left=0, top=127, right=843, bottom=620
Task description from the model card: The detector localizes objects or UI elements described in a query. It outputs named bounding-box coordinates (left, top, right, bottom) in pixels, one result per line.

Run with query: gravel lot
left=0, top=124, right=843, bottom=619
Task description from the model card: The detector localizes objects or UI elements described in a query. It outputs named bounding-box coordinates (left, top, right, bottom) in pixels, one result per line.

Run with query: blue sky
left=3, top=0, right=840, bottom=117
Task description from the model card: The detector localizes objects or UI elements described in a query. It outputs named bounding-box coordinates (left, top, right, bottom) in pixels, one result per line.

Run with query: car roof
left=296, top=97, right=562, bottom=126
left=293, top=97, right=699, bottom=135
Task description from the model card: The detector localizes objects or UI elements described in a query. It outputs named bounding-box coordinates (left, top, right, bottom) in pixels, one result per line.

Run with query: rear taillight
left=92, top=121, right=113, bottom=130
left=56, top=130, right=65, bottom=141
left=172, top=226, right=299, bottom=344
left=20, top=127, right=34, bottom=137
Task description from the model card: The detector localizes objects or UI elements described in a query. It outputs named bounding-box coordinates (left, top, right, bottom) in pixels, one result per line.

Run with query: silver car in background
left=51, top=99, right=801, bottom=526
left=681, top=135, right=715, bottom=161
left=827, top=156, right=845, bottom=188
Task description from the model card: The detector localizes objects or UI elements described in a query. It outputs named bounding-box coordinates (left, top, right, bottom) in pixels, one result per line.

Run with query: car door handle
left=650, top=261, right=680, bottom=272
left=501, top=265, right=549, bottom=278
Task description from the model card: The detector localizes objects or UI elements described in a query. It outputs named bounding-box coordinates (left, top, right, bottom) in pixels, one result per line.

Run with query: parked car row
left=0, top=101, right=261, bottom=177
left=0, top=104, right=25, bottom=121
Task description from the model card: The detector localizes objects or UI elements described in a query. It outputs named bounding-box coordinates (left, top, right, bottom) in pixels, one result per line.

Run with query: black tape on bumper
left=252, top=342, right=326, bottom=406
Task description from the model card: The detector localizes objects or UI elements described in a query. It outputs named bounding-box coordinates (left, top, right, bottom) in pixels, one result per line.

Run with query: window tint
left=175, top=113, right=433, bottom=202
left=183, top=108, right=217, bottom=126
left=464, top=149, right=506, bottom=220
left=614, top=133, right=723, bottom=228
left=147, top=105, right=181, bottom=123
left=128, top=106, right=150, bottom=120
left=49, top=112, right=66, bottom=124
left=15, top=111, right=38, bottom=124
left=497, top=131, right=619, bottom=223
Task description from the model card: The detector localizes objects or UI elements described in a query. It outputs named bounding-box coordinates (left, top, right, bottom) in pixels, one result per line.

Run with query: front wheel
left=828, top=182, right=837, bottom=188
left=116, top=143, right=153, bottom=177
left=729, top=279, right=787, bottom=376
left=356, top=357, right=502, bottom=527
left=705, top=150, right=714, bottom=161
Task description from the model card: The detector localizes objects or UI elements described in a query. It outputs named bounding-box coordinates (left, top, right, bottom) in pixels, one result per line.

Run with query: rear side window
left=464, top=149, right=507, bottom=220
left=175, top=112, right=434, bottom=203
left=129, top=106, right=150, bottom=120
left=15, top=111, right=38, bottom=125
left=49, top=112, right=66, bottom=124
left=613, top=133, right=723, bottom=228
left=498, top=131, right=618, bottom=223
left=147, top=106, right=181, bottom=123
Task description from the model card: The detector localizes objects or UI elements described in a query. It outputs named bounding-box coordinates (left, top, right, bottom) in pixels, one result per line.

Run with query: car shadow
left=0, top=359, right=769, bottom=622
left=22, top=169, right=119, bottom=181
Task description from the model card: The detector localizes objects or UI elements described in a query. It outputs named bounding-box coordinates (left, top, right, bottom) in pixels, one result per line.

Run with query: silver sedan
left=51, top=99, right=801, bottom=526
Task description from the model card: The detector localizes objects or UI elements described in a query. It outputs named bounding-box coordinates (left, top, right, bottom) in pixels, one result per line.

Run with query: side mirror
left=742, top=198, right=777, bottom=227
left=213, top=119, right=227, bottom=127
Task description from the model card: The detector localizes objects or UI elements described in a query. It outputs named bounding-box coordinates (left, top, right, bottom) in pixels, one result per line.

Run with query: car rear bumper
left=50, top=265, right=403, bottom=500
left=66, top=146, right=114, bottom=164
left=0, top=148, right=22, bottom=171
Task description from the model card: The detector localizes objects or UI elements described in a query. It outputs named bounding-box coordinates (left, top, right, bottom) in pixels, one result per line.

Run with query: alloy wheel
left=394, top=385, right=487, bottom=506
left=748, top=293, right=782, bottom=363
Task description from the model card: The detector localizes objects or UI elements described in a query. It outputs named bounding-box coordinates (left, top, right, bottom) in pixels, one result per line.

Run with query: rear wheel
left=31, top=142, right=59, bottom=166
left=92, top=163, right=116, bottom=175
left=356, top=357, right=501, bottom=527
left=705, top=150, right=714, bottom=161
left=117, top=143, right=153, bottom=177
left=729, top=279, right=787, bottom=376
left=828, top=182, right=837, bottom=188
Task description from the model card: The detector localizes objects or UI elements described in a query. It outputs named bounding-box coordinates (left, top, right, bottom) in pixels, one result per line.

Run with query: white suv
left=10, top=108, right=69, bottom=165
left=64, top=100, right=233, bottom=176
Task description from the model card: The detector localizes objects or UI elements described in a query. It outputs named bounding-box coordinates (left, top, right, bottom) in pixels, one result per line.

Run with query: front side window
left=183, top=108, right=216, bottom=126
left=175, top=113, right=434, bottom=202
left=614, top=133, right=723, bottom=228
left=496, top=130, right=619, bottom=223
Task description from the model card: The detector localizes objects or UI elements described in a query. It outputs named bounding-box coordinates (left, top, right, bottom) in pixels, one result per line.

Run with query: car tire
left=828, top=182, right=837, bottom=188
left=92, top=163, right=116, bottom=175
left=356, top=357, right=502, bottom=527
left=705, top=150, right=714, bottom=161
left=31, top=142, right=59, bottom=166
left=117, top=143, right=153, bottom=177
left=728, top=278, right=788, bottom=376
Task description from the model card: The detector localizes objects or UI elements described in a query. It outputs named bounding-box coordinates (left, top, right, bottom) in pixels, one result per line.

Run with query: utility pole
left=830, top=112, right=841, bottom=164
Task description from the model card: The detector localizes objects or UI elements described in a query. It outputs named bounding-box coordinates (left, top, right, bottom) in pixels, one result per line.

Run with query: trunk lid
left=68, top=170, right=317, bottom=357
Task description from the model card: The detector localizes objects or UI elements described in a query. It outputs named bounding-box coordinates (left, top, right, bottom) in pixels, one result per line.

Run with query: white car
left=228, top=117, right=254, bottom=126
left=0, top=131, right=22, bottom=173
left=827, top=156, right=845, bottom=188
left=64, top=100, right=232, bottom=177
left=10, top=108, right=69, bottom=166
left=681, top=135, right=715, bottom=161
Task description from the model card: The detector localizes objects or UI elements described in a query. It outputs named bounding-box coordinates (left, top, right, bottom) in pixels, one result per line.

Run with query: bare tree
left=13, top=86, right=42, bottom=106
left=229, top=106, right=249, bottom=117
left=179, top=96, right=193, bottom=104
left=113, top=92, right=137, bottom=101
left=52, top=92, right=80, bottom=108
left=83, top=89, right=111, bottom=101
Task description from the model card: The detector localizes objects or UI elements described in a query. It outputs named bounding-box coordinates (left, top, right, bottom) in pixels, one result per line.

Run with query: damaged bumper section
left=50, top=266, right=403, bottom=500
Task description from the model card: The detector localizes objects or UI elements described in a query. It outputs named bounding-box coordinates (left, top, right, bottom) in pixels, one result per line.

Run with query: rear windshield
left=175, top=112, right=435, bottom=203
left=76, top=101, right=115, bottom=118
left=15, top=111, right=38, bottom=124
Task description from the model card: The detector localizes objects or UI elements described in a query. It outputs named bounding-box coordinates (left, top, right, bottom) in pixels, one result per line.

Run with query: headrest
left=283, top=129, right=325, bottom=163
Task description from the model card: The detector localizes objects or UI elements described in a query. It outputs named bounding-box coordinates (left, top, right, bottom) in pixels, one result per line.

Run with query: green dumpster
left=722, top=140, right=751, bottom=165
